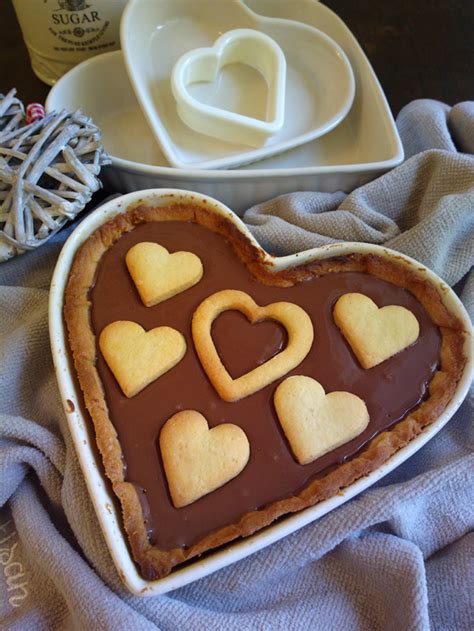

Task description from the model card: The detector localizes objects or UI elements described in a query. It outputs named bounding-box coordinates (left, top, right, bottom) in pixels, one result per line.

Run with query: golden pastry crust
left=64, top=201, right=468, bottom=580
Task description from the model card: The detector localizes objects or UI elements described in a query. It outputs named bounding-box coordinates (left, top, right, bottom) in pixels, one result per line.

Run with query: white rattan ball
left=0, top=89, right=110, bottom=261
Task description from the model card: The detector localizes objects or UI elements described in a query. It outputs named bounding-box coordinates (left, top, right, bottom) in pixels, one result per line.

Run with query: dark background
left=1, top=0, right=472, bottom=115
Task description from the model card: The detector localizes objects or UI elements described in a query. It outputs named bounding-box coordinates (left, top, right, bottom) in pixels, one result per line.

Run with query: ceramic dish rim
left=49, top=188, right=473, bottom=596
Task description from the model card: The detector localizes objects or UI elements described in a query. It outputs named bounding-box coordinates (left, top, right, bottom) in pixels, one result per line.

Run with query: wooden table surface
left=1, top=0, right=472, bottom=115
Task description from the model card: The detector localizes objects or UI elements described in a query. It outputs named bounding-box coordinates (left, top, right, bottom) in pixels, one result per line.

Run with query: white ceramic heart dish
left=49, top=189, right=473, bottom=596
left=121, top=0, right=355, bottom=169
left=171, top=29, right=286, bottom=147
left=46, top=0, right=403, bottom=207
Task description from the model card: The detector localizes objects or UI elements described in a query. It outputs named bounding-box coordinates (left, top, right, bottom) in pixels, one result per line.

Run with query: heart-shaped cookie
left=126, top=242, right=203, bottom=307
left=333, top=293, right=420, bottom=369
left=99, top=321, right=186, bottom=398
left=192, top=289, right=314, bottom=401
left=160, top=410, right=250, bottom=508
left=274, top=376, right=369, bottom=465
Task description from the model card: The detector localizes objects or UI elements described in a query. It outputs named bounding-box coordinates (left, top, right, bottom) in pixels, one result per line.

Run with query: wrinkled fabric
left=1, top=100, right=473, bottom=630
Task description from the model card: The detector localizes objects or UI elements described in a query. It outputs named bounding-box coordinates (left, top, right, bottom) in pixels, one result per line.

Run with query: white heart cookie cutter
left=171, top=29, right=286, bottom=148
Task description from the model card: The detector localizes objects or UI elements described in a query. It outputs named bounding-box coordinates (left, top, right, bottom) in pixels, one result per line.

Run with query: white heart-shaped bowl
left=46, top=0, right=404, bottom=209
left=49, top=189, right=473, bottom=596
left=121, top=0, right=355, bottom=169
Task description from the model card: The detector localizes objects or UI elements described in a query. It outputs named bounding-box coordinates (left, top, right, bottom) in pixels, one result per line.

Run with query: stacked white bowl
left=46, top=0, right=403, bottom=213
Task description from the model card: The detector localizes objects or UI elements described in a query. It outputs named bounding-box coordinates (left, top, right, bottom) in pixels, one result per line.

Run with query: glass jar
left=12, top=0, right=128, bottom=85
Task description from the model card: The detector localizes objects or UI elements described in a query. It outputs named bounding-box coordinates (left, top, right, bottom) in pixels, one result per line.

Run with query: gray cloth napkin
left=1, top=99, right=473, bottom=631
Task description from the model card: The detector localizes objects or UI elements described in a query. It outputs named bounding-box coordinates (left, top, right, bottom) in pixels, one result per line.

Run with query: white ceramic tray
left=121, top=0, right=355, bottom=169
left=46, top=0, right=403, bottom=211
left=49, top=189, right=473, bottom=596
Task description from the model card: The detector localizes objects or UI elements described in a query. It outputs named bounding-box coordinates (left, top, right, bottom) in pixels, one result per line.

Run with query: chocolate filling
left=90, top=221, right=440, bottom=550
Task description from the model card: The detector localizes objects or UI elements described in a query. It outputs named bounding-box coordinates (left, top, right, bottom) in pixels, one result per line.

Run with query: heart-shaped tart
left=63, top=198, right=469, bottom=582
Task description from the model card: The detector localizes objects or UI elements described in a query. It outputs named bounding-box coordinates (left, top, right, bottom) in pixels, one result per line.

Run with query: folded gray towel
left=0, top=99, right=473, bottom=630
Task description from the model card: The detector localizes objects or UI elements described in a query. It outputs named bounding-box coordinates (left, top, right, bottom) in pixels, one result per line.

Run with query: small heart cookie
left=126, top=242, right=203, bottom=307
left=274, top=376, right=369, bottom=465
left=160, top=410, right=250, bottom=508
left=192, top=289, right=314, bottom=401
left=99, top=321, right=186, bottom=398
left=333, top=293, right=420, bottom=369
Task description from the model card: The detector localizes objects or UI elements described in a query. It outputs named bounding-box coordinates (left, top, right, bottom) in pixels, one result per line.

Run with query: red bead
left=26, top=103, right=46, bottom=125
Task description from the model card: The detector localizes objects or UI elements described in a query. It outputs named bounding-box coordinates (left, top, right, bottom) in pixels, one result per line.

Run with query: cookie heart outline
left=160, top=410, right=250, bottom=508
left=274, top=375, right=370, bottom=465
left=99, top=320, right=186, bottom=398
left=333, top=292, right=420, bottom=369
left=171, top=28, right=286, bottom=148
left=126, top=241, right=203, bottom=307
left=192, top=289, right=314, bottom=402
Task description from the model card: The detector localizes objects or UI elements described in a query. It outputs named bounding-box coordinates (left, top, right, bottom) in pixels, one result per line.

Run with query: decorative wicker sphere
left=0, top=89, right=110, bottom=261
